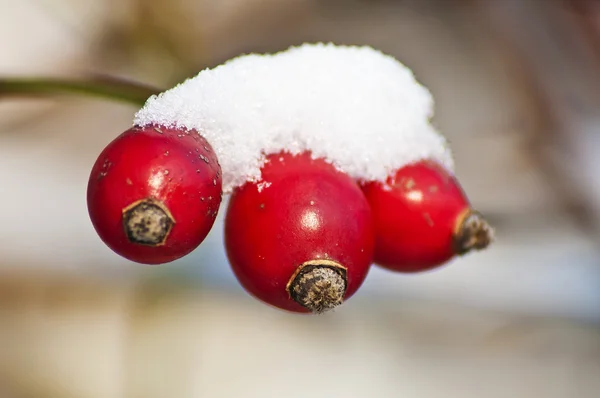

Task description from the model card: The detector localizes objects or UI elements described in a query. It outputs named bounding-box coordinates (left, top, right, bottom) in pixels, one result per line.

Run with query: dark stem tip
left=452, top=209, right=494, bottom=255
left=287, top=260, right=348, bottom=314
left=122, top=198, right=175, bottom=246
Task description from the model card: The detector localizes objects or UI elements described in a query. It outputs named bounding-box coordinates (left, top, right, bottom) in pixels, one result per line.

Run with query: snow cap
left=134, top=43, right=453, bottom=192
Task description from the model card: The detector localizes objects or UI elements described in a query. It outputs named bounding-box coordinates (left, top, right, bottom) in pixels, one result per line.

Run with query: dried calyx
left=122, top=198, right=175, bottom=246
left=287, top=260, right=348, bottom=314
left=452, top=209, right=494, bottom=255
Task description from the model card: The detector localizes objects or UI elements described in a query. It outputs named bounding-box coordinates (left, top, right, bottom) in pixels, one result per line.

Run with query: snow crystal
left=134, top=43, right=453, bottom=193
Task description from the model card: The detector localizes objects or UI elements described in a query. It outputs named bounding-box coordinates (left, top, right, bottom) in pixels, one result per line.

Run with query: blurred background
left=1, top=0, right=599, bottom=397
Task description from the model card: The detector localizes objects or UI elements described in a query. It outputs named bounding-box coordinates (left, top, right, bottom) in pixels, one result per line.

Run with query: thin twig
left=0, top=75, right=162, bottom=106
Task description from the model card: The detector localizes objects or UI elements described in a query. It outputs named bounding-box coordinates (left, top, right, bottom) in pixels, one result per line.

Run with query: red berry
left=87, top=125, right=222, bottom=265
left=224, top=152, right=374, bottom=314
left=361, top=159, right=493, bottom=273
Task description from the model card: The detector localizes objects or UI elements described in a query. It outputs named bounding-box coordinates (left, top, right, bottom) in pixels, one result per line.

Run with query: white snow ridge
left=134, top=43, right=454, bottom=193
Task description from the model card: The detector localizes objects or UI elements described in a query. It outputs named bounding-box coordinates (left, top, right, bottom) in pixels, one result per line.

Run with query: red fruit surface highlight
left=87, top=125, right=222, bottom=265
left=361, top=159, right=493, bottom=273
left=224, top=152, right=375, bottom=314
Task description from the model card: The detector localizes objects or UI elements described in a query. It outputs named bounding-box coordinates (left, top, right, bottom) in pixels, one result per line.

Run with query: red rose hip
left=224, top=152, right=375, bottom=314
left=361, top=159, right=493, bottom=273
left=87, top=125, right=222, bottom=264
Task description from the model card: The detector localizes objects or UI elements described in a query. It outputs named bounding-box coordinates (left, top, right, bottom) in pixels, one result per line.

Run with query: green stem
left=0, top=75, right=163, bottom=106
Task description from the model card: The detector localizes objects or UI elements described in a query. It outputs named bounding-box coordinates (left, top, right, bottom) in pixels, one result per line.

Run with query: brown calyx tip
left=452, top=209, right=494, bottom=255
left=122, top=198, right=175, bottom=246
left=287, top=260, right=348, bottom=314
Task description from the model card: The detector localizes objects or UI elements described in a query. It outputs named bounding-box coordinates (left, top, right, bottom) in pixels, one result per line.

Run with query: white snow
left=134, top=43, right=453, bottom=193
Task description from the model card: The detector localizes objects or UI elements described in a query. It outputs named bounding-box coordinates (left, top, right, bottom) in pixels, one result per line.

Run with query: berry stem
left=122, top=198, right=175, bottom=247
left=0, top=75, right=162, bottom=106
left=452, top=209, right=494, bottom=255
left=287, top=260, right=348, bottom=314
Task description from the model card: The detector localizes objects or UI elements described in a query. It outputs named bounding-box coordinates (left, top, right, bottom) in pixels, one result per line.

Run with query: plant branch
left=0, top=75, right=163, bottom=106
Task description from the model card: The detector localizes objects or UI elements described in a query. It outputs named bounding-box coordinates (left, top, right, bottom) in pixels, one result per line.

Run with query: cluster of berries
left=87, top=124, right=492, bottom=314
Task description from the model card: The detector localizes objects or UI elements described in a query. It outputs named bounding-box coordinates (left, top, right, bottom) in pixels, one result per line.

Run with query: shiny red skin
left=224, top=152, right=375, bottom=313
left=87, top=125, right=222, bottom=264
left=361, top=160, right=470, bottom=273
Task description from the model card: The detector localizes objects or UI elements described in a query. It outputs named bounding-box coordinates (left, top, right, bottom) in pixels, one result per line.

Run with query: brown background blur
left=0, top=0, right=599, bottom=397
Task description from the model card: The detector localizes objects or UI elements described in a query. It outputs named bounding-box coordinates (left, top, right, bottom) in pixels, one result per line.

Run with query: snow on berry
left=133, top=43, right=453, bottom=193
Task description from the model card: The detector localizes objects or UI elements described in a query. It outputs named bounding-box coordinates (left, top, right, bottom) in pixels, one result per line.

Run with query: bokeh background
left=1, top=0, right=599, bottom=397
